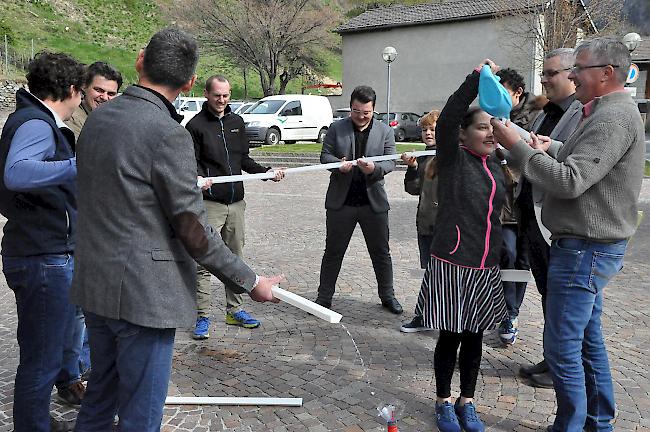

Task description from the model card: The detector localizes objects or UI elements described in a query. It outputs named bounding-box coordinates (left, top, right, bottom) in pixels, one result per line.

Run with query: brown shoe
left=57, top=381, right=85, bottom=406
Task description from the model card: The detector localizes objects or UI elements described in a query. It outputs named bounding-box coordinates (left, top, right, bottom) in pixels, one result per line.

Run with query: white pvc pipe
left=165, top=396, right=303, bottom=406
left=500, top=269, right=533, bottom=283
left=197, top=150, right=437, bottom=187
left=272, top=286, right=342, bottom=323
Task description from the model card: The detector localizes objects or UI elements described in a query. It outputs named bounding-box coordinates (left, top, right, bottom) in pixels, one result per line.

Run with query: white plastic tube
left=165, top=396, right=303, bottom=406
left=197, top=150, right=437, bottom=187
left=271, top=286, right=342, bottom=323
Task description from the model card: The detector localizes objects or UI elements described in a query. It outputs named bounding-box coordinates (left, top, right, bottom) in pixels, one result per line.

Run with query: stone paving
left=0, top=166, right=649, bottom=431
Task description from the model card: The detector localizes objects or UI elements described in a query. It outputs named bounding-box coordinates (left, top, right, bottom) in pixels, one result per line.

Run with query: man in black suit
left=316, top=86, right=402, bottom=314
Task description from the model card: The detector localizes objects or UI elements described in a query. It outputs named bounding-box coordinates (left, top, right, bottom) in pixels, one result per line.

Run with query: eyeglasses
left=351, top=108, right=373, bottom=116
left=571, top=64, right=620, bottom=74
left=540, top=67, right=572, bottom=78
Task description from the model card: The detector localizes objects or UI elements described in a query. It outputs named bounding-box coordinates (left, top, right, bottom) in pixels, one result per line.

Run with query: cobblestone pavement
left=0, top=169, right=649, bottom=432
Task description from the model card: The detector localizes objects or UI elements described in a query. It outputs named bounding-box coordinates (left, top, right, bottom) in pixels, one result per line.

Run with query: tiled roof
left=631, top=37, right=650, bottom=62
left=337, top=0, right=547, bottom=34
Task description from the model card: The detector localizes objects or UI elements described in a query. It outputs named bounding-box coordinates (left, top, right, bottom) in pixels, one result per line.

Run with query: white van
left=241, top=95, right=333, bottom=145
left=173, top=97, right=207, bottom=126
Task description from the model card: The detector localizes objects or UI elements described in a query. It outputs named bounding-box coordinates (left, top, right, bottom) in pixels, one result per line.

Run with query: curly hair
left=496, top=68, right=526, bottom=93
left=26, top=52, right=85, bottom=102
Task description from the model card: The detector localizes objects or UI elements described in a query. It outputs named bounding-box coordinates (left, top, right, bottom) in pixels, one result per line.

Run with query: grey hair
left=142, top=27, right=199, bottom=89
left=575, top=37, right=631, bottom=84
left=545, top=48, right=575, bottom=69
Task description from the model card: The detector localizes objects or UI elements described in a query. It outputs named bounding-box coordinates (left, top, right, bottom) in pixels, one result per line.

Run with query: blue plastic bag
left=478, top=64, right=512, bottom=119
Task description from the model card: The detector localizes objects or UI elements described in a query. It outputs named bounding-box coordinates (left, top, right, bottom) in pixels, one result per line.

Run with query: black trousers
left=317, top=205, right=394, bottom=302
left=519, top=216, right=550, bottom=317
left=434, top=330, right=484, bottom=398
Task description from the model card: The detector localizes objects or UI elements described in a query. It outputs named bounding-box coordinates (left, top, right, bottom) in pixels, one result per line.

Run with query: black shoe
left=529, top=371, right=554, bottom=389
left=50, top=416, right=76, bottom=432
left=400, top=315, right=433, bottom=333
left=381, top=297, right=403, bottom=314
left=314, top=297, right=332, bottom=309
left=519, top=359, right=548, bottom=377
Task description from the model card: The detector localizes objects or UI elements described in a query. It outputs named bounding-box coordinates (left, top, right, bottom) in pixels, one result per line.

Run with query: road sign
left=627, top=63, right=640, bottom=84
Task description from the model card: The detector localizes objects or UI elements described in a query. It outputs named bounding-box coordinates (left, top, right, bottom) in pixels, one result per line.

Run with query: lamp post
left=623, top=32, right=641, bottom=53
left=382, top=46, right=398, bottom=122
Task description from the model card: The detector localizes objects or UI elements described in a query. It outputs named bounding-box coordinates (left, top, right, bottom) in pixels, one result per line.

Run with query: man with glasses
left=66, top=61, right=122, bottom=139
left=186, top=75, right=284, bottom=340
left=516, top=48, right=583, bottom=389
left=0, top=52, right=85, bottom=432
left=316, top=85, right=403, bottom=314
left=494, top=37, right=645, bottom=432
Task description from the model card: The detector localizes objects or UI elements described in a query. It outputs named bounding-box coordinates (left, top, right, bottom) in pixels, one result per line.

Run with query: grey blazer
left=70, top=86, right=256, bottom=329
left=523, top=98, right=583, bottom=243
left=320, top=118, right=396, bottom=213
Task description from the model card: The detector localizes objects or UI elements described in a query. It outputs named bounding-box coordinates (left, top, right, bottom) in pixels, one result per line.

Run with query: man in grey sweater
left=493, top=37, right=645, bottom=432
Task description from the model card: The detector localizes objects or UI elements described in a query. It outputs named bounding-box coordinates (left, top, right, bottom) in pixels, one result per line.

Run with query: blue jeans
left=544, top=238, right=627, bottom=432
left=74, top=312, right=176, bottom=432
left=80, top=324, right=91, bottom=375
left=2, top=254, right=76, bottom=432
left=500, top=224, right=530, bottom=319
left=57, top=305, right=84, bottom=388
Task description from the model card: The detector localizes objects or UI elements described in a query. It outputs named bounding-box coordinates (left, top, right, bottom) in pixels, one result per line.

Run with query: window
left=401, top=113, right=409, bottom=121
left=281, top=101, right=302, bottom=116
left=248, top=100, right=286, bottom=114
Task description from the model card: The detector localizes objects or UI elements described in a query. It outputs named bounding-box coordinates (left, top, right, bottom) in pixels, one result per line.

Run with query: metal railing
left=0, top=35, right=34, bottom=76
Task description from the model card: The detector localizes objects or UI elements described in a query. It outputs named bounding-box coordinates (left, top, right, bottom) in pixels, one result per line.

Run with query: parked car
left=241, top=95, right=333, bottom=145
left=378, top=112, right=421, bottom=142
left=229, top=101, right=245, bottom=113
left=332, top=107, right=351, bottom=123
left=234, top=101, right=255, bottom=115
left=174, top=97, right=207, bottom=126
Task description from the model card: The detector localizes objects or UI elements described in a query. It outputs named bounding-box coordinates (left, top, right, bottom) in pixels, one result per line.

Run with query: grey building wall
left=339, top=15, right=536, bottom=115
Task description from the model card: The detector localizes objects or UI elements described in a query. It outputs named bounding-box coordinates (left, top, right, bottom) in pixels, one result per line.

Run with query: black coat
left=186, top=104, right=269, bottom=204
left=431, top=72, right=505, bottom=268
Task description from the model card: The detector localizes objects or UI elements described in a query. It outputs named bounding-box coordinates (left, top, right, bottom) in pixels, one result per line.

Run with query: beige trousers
left=196, top=199, right=246, bottom=317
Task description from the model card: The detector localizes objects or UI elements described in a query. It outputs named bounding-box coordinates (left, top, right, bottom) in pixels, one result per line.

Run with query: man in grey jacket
left=493, top=37, right=645, bottom=432
left=516, top=48, right=583, bottom=389
left=70, top=28, right=281, bottom=431
left=316, top=85, right=402, bottom=314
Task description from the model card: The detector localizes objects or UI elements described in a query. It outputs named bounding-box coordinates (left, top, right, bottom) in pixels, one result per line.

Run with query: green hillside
left=0, top=0, right=344, bottom=98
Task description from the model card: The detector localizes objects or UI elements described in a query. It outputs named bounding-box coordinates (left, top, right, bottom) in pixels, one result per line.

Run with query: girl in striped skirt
left=416, top=60, right=508, bottom=432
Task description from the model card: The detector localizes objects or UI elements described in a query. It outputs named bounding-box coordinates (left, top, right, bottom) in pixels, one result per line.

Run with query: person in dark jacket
left=0, top=52, right=85, bottom=432
left=496, top=68, right=542, bottom=130
left=418, top=59, right=507, bottom=432
left=186, top=75, right=284, bottom=339
left=399, top=109, right=439, bottom=332
left=493, top=68, right=535, bottom=346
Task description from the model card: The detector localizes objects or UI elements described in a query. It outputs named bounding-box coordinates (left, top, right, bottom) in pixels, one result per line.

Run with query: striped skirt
left=415, top=256, right=508, bottom=333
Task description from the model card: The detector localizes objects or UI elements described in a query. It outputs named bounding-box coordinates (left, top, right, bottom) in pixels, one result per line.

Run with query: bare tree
left=494, top=0, right=626, bottom=68
left=172, top=0, right=337, bottom=96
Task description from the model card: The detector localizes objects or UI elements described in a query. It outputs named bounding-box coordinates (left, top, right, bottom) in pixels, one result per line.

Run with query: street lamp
left=623, top=32, right=641, bottom=53
left=382, top=46, right=398, bottom=122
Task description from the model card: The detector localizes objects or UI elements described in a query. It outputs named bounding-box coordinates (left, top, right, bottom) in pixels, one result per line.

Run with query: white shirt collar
left=30, top=91, right=71, bottom=130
